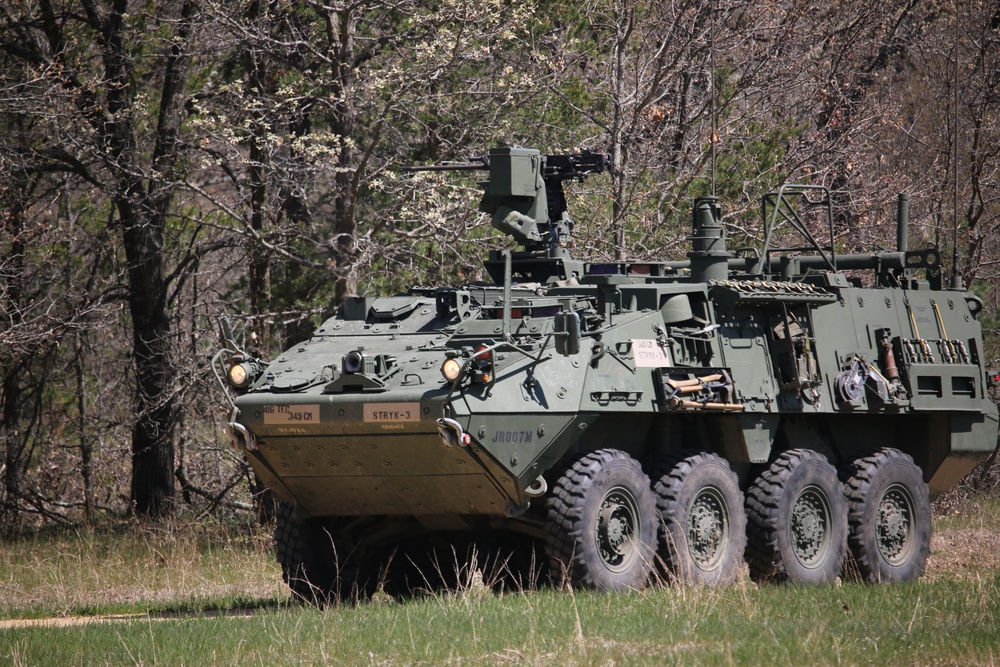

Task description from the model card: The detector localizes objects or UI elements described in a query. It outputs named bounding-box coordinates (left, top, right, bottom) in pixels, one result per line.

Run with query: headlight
left=441, top=358, right=463, bottom=382
left=228, top=362, right=253, bottom=389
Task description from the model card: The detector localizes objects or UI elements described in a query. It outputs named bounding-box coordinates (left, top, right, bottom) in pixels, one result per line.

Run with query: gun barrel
left=400, top=160, right=488, bottom=173
left=544, top=152, right=608, bottom=178
left=401, top=151, right=608, bottom=178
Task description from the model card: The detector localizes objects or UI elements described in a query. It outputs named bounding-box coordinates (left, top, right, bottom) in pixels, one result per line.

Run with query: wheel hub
left=688, top=487, right=728, bottom=569
left=790, top=485, right=831, bottom=568
left=596, top=487, right=640, bottom=573
left=877, top=484, right=915, bottom=565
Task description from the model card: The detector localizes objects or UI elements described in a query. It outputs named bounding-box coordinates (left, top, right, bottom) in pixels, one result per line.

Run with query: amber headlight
left=441, top=358, right=463, bottom=382
left=228, top=362, right=253, bottom=389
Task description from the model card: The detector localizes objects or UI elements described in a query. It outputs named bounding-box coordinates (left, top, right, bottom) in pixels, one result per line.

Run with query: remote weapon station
left=217, top=147, right=998, bottom=600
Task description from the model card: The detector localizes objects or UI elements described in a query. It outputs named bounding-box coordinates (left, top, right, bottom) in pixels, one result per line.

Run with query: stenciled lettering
left=362, top=402, right=421, bottom=423
left=491, top=431, right=534, bottom=444
left=263, top=404, right=320, bottom=425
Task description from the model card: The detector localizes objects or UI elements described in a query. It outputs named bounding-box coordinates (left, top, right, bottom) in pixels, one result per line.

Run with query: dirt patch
left=926, top=526, right=1000, bottom=579
left=0, top=608, right=260, bottom=630
left=0, top=614, right=150, bottom=629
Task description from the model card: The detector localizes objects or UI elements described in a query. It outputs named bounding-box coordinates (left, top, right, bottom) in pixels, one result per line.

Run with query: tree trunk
left=244, top=5, right=276, bottom=522
left=82, top=0, right=197, bottom=517
left=122, top=197, right=177, bottom=517
left=1, top=367, right=24, bottom=534
left=1, top=185, right=27, bottom=533
left=75, top=333, right=95, bottom=524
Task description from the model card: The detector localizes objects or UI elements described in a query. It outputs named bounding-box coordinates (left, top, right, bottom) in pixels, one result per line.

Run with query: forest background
left=1, top=0, right=999, bottom=531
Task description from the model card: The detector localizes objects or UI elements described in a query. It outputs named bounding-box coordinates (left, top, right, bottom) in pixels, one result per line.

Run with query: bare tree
left=0, top=0, right=205, bottom=517
left=3, top=0, right=1000, bottom=528
left=0, top=117, right=115, bottom=528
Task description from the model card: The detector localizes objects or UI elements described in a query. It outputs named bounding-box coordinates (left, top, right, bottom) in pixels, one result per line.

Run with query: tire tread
left=841, top=448, right=931, bottom=583
left=545, top=449, right=656, bottom=591
left=745, top=449, right=847, bottom=584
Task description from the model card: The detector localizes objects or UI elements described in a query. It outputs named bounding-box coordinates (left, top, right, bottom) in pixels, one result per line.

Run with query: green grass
left=1, top=500, right=999, bottom=666
left=3, top=580, right=999, bottom=666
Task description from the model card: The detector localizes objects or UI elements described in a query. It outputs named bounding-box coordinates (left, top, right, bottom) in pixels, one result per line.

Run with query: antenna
left=951, top=1, right=962, bottom=289
left=710, top=0, right=717, bottom=198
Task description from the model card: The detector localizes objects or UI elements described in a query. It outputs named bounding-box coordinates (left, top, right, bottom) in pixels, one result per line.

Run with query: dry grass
left=1, top=496, right=998, bottom=617
left=926, top=496, right=1000, bottom=580
left=0, top=498, right=998, bottom=666
left=0, top=496, right=993, bottom=635
left=0, top=518, right=286, bottom=617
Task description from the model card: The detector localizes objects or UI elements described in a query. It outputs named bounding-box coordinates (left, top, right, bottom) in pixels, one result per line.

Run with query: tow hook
left=524, top=476, right=548, bottom=497
left=228, top=422, right=257, bottom=451
left=437, top=418, right=471, bottom=447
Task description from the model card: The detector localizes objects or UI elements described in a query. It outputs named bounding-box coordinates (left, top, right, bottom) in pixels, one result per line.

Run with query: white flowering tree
left=188, top=0, right=542, bottom=345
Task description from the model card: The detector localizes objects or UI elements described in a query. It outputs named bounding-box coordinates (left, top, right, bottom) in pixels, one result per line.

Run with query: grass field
left=0, top=499, right=998, bottom=666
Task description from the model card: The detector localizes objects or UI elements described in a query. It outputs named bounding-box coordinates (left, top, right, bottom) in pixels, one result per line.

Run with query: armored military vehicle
left=216, top=147, right=998, bottom=601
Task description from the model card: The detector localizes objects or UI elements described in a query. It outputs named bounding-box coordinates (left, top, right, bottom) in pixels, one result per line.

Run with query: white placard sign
left=632, top=339, right=672, bottom=368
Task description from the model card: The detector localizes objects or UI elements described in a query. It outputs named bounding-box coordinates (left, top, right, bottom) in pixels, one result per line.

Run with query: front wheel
left=745, top=449, right=848, bottom=584
left=842, top=448, right=931, bottom=583
left=274, top=502, right=336, bottom=604
left=546, top=449, right=657, bottom=592
left=654, top=451, right=747, bottom=587
left=274, top=502, right=375, bottom=604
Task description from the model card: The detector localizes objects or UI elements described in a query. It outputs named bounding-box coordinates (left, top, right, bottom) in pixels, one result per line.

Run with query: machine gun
left=403, top=148, right=608, bottom=250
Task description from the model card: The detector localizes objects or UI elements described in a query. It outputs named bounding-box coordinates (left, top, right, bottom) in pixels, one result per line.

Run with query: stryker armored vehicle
left=216, top=147, right=998, bottom=601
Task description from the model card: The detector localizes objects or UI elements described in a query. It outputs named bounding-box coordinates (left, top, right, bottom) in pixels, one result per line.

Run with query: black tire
left=546, top=449, right=657, bottom=592
left=745, top=449, right=848, bottom=584
left=274, top=502, right=335, bottom=604
left=842, top=448, right=931, bottom=583
left=274, top=502, right=372, bottom=604
left=654, top=451, right=747, bottom=587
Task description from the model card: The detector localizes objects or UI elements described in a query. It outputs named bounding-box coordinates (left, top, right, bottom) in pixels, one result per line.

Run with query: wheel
left=745, top=449, right=847, bottom=584
left=546, top=449, right=657, bottom=591
left=274, top=501, right=336, bottom=603
left=654, top=451, right=747, bottom=587
left=841, top=448, right=931, bottom=583
left=274, top=502, right=372, bottom=604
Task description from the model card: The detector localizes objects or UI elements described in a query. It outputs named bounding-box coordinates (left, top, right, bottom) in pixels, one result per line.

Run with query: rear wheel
left=745, top=449, right=847, bottom=584
left=546, top=449, right=657, bottom=591
left=654, top=451, right=746, bottom=587
left=842, top=448, right=931, bottom=583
